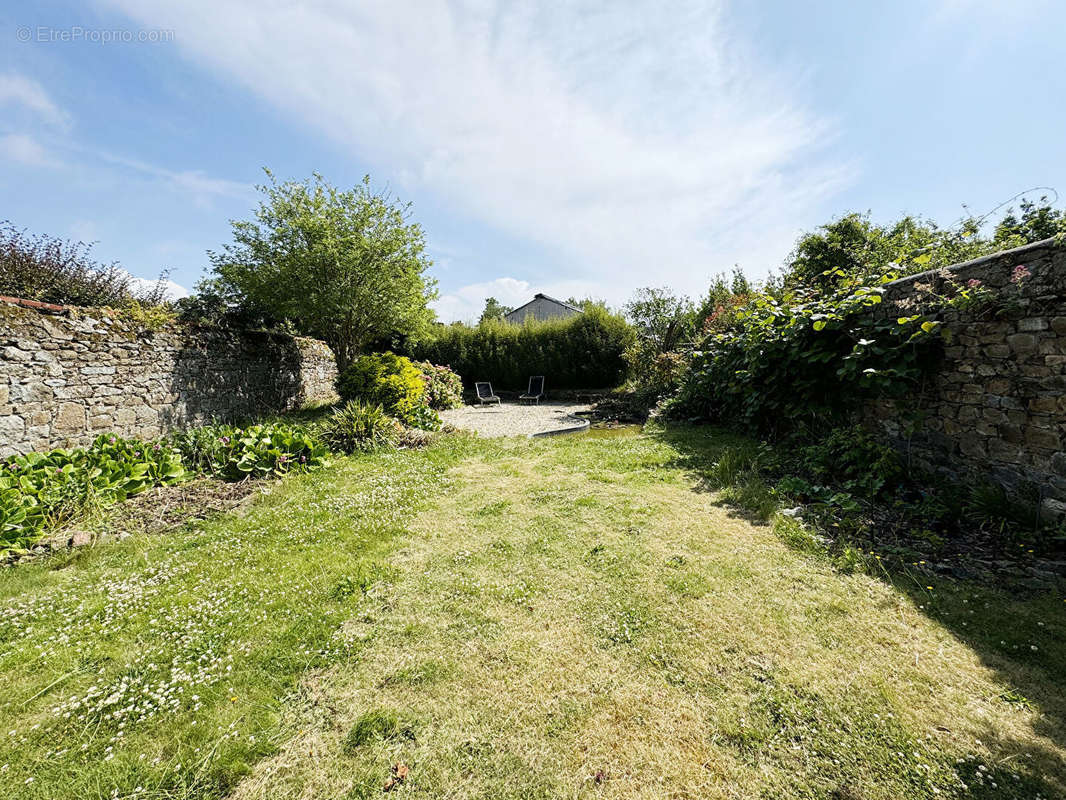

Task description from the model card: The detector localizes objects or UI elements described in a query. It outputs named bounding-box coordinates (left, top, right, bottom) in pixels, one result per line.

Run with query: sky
left=2, top=0, right=1064, bottom=322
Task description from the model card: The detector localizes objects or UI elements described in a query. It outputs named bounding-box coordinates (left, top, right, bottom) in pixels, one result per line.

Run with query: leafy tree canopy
left=208, top=171, right=437, bottom=369
left=624, top=287, right=696, bottom=354
left=478, top=296, right=513, bottom=324
left=993, top=197, right=1066, bottom=246
left=781, top=198, right=1065, bottom=294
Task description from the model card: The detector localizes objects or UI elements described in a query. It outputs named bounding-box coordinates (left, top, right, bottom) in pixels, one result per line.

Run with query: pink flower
left=1011, top=265, right=1031, bottom=283
left=966, top=279, right=982, bottom=288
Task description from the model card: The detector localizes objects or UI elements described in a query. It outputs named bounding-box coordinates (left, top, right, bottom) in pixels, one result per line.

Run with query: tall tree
left=208, top=171, right=437, bottom=370
left=479, top=296, right=513, bottom=324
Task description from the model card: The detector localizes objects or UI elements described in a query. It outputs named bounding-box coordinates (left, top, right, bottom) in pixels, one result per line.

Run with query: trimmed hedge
left=413, top=307, right=633, bottom=391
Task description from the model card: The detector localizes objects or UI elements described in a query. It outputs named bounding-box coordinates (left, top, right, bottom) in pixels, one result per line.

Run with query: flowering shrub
left=943, top=277, right=995, bottom=313
left=413, top=361, right=463, bottom=409
left=169, top=422, right=326, bottom=481
left=336, top=352, right=442, bottom=430
left=0, top=434, right=185, bottom=553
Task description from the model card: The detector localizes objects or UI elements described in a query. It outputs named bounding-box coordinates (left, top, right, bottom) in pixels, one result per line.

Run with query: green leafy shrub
left=0, top=434, right=185, bottom=553
left=317, top=401, right=402, bottom=454
left=0, top=221, right=172, bottom=308
left=399, top=401, right=442, bottom=431
left=413, top=306, right=633, bottom=390
left=666, top=277, right=942, bottom=436
left=627, top=350, right=690, bottom=404
left=169, top=422, right=326, bottom=481
left=414, top=360, right=464, bottom=409
left=336, top=352, right=441, bottom=430
left=785, top=426, right=905, bottom=502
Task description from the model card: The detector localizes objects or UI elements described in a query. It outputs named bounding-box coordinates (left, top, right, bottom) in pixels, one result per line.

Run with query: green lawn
left=1, top=428, right=1063, bottom=799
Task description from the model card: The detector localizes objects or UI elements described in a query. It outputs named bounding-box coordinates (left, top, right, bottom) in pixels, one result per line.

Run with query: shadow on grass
left=650, top=422, right=1066, bottom=799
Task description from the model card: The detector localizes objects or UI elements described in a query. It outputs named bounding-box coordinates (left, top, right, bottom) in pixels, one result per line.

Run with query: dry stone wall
left=863, top=238, right=1065, bottom=520
left=0, top=301, right=337, bottom=456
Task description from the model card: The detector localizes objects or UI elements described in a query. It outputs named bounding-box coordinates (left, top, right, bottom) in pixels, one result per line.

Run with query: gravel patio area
left=440, top=401, right=590, bottom=437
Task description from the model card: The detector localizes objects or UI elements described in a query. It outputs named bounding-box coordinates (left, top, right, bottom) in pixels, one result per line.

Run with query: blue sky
left=2, top=0, right=1064, bottom=321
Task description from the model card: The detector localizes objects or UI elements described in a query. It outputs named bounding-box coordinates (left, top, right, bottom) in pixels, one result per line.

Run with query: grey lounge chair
left=475, top=382, right=501, bottom=406
left=520, top=376, right=545, bottom=404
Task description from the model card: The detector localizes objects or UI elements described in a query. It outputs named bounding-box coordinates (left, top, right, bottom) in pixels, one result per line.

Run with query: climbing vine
left=664, top=273, right=942, bottom=436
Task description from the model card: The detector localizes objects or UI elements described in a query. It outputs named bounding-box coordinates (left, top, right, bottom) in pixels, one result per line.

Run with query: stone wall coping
left=0, top=295, right=70, bottom=314
left=882, top=237, right=1059, bottom=290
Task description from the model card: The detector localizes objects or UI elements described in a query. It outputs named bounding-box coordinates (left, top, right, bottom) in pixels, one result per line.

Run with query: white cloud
left=432, top=277, right=534, bottom=324
left=0, top=133, right=60, bottom=167
left=124, top=273, right=190, bottom=302
left=95, top=151, right=252, bottom=206
left=104, top=0, right=849, bottom=301
left=0, top=74, right=69, bottom=127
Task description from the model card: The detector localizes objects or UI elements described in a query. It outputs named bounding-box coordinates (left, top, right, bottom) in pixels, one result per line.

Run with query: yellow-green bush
left=336, top=352, right=441, bottom=430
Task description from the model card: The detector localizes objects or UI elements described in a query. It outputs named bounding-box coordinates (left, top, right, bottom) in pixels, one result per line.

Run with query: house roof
left=505, top=293, right=582, bottom=320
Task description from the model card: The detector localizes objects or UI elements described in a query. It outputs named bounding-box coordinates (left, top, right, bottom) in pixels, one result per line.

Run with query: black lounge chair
left=520, top=376, right=545, bottom=404
left=475, top=381, right=501, bottom=406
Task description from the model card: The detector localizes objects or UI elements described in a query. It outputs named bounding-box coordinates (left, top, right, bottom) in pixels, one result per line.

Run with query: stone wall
left=862, top=238, right=1065, bottom=520
left=0, top=300, right=338, bottom=456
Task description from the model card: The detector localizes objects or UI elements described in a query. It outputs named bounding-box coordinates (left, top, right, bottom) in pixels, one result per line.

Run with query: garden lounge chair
left=520, top=375, right=545, bottom=405
left=475, top=382, right=501, bottom=406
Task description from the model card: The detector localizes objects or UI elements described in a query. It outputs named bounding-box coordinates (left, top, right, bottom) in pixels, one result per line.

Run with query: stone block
left=988, top=438, right=1022, bottom=462
left=984, top=344, right=1010, bottom=359
left=997, top=426, right=1023, bottom=445
left=0, top=415, right=25, bottom=437
left=986, top=379, right=1012, bottom=395
left=53, top=402, right=85, bottom=432
left=1030, top=396, right=1058, bottom=413
left=1017, top=317, right=1049, bottom=332
left=1051, top=316, right=1066, bottom=334
left=1025, top=427, right=1061, bottom=451
left=113, top=407, right=137, bottom=426
left=2, top=346, right=31, bottom=362
left=1007, top=333, right=1037, bottom=354
left=1040, top=497, right=1066, bottom=523
left=981, top=408, right=1007, bottom=424
left=1052, top=452, right=1066, bottom=477
left=133, top=405, right=159, bottom=424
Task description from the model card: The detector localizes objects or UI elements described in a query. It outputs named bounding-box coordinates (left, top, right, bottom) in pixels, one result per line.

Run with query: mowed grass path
left=1, top=429, right=1064, bottom=799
